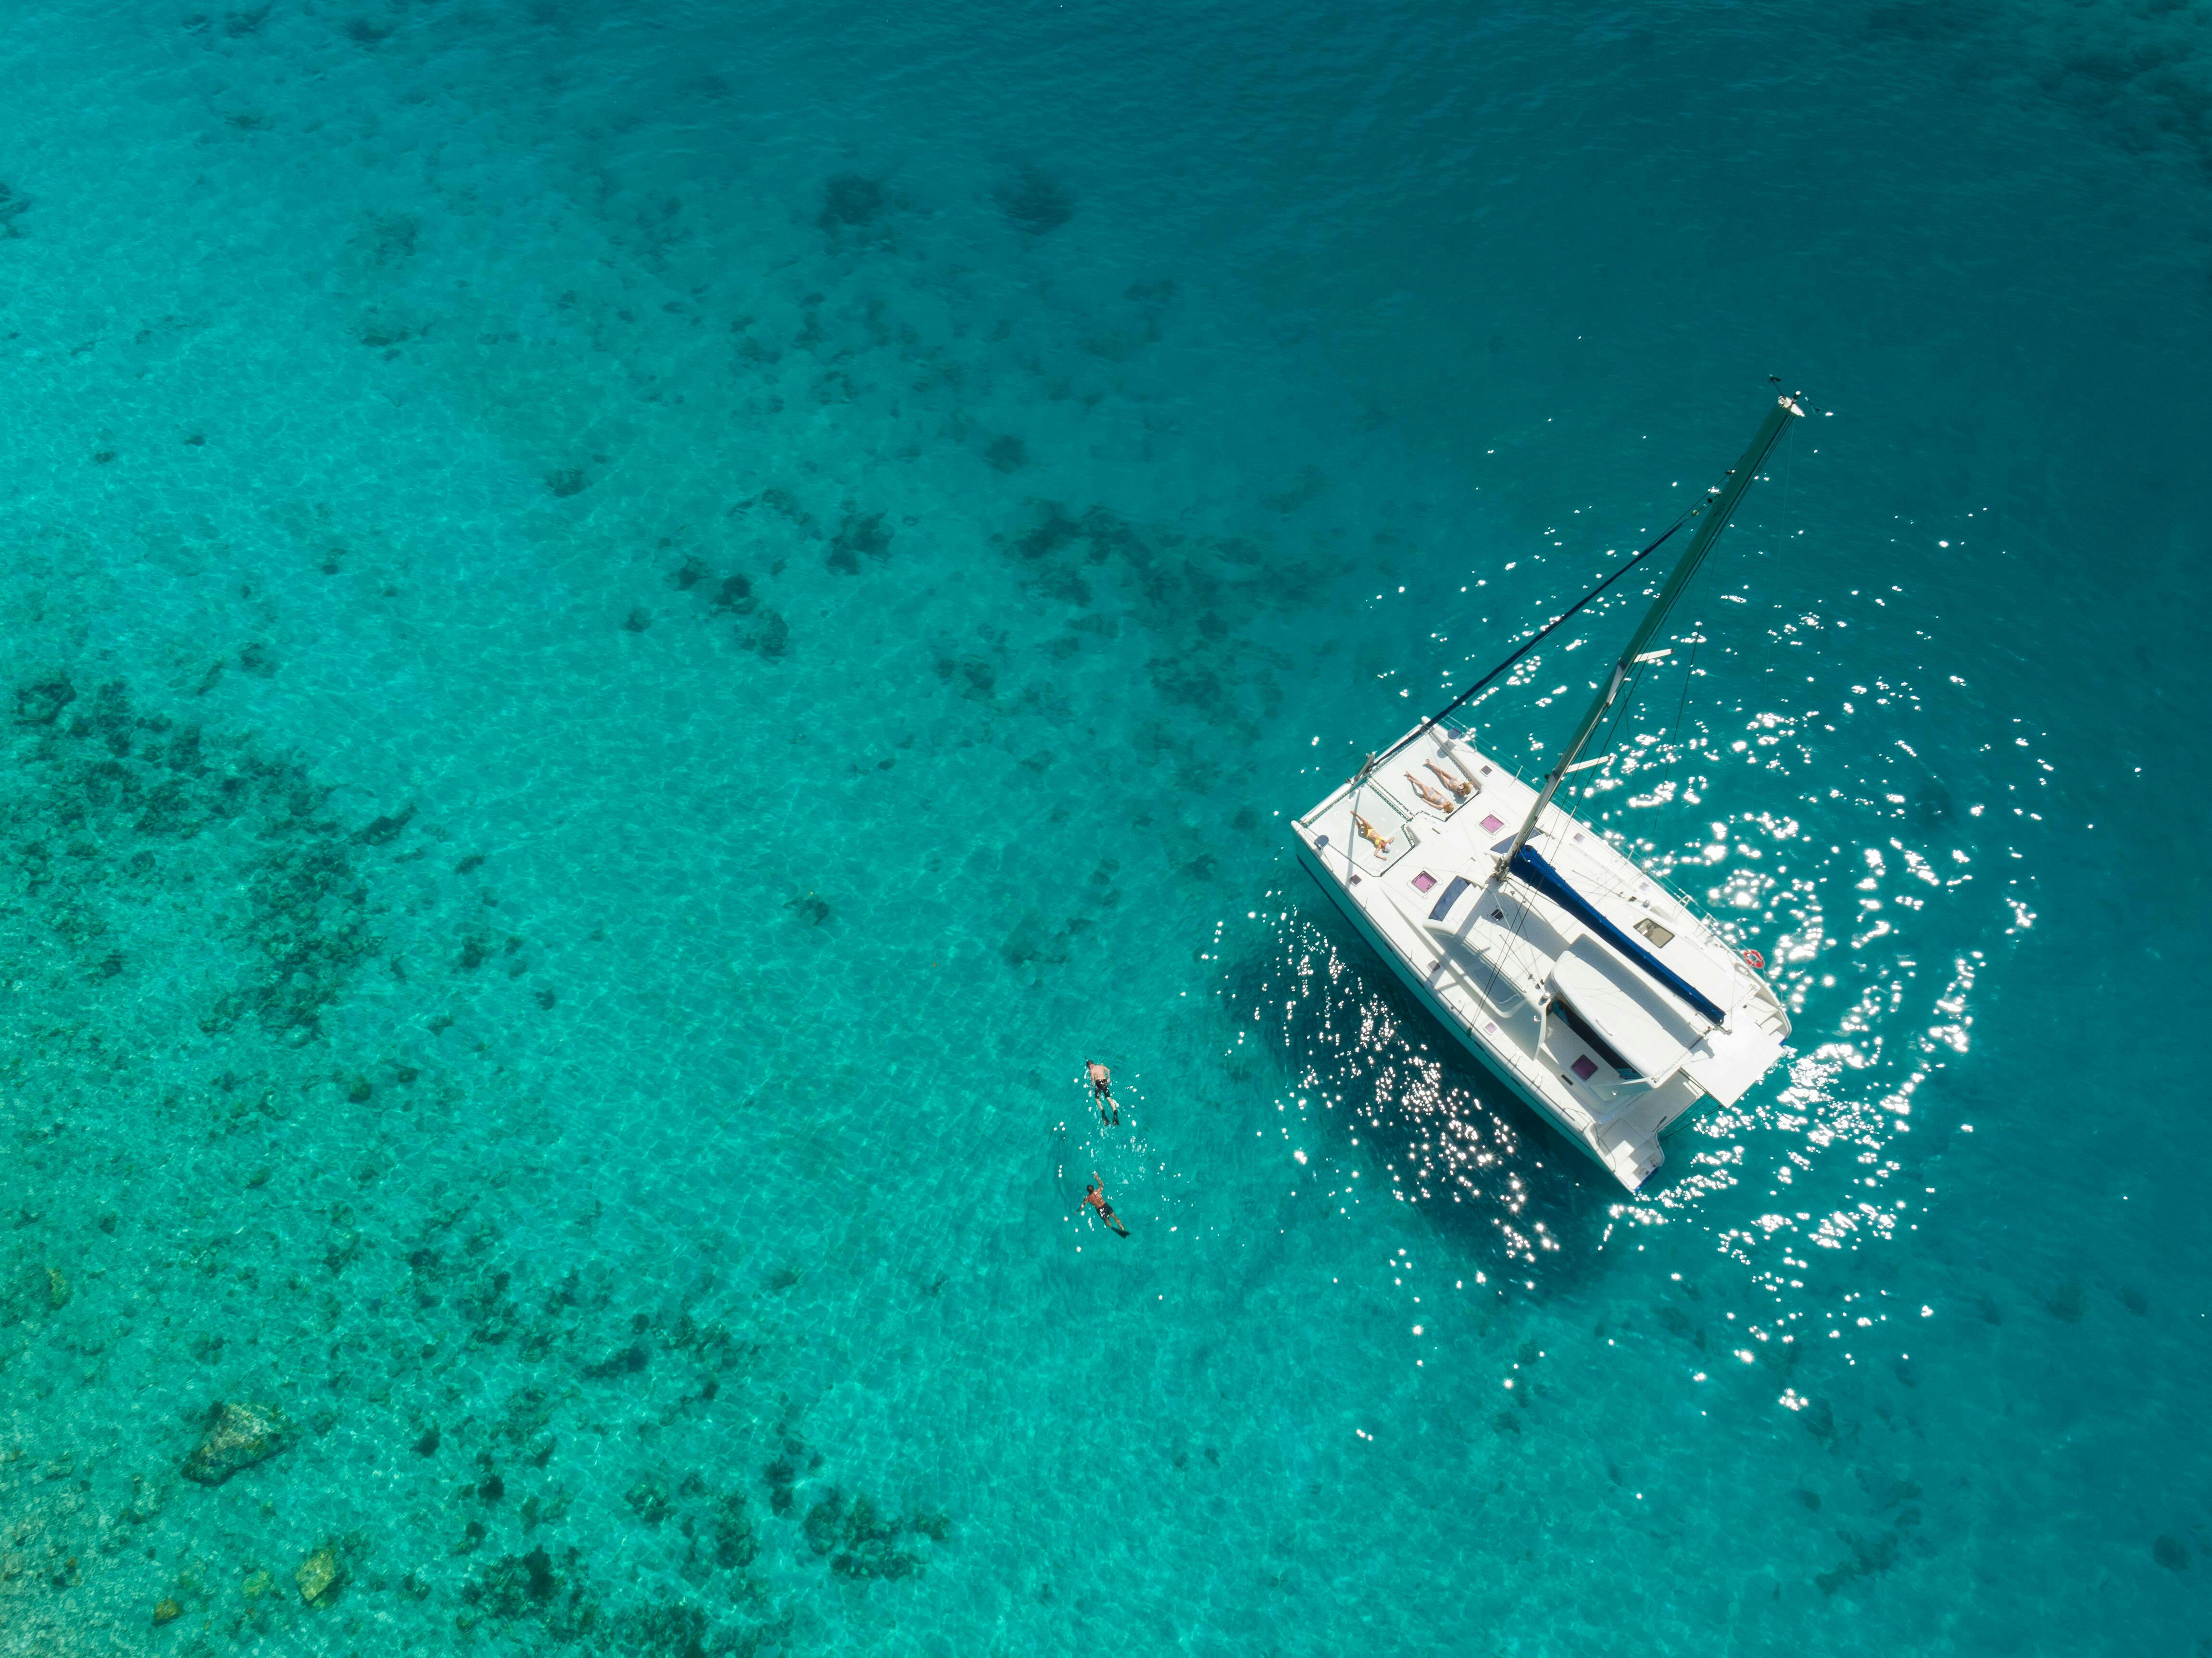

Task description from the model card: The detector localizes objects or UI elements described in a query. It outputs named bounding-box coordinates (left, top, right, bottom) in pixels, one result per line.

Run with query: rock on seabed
left=296, top=1545, right=342, bottom=1604
left=181, top=1402, right=294, bottom=1485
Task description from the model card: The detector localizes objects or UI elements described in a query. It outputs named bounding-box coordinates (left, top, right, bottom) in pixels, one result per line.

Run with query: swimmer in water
left=1084, top=1178, right=1130, bottom=1237
left=1085, top=1059, right=1117, bottom=1125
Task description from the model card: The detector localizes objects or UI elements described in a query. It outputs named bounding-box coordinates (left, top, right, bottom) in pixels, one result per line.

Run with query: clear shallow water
left=0, top=0, right=2206, bottom=1653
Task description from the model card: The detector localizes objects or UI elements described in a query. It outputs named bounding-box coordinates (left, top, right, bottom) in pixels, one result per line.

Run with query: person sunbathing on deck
left=1405, top=772, right=1453, bottom=813
left=1425, top=760, right=1473, bottom=801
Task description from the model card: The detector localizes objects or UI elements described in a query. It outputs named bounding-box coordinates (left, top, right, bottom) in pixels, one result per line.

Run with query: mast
left=1501, top=391, right=1805, bottom=871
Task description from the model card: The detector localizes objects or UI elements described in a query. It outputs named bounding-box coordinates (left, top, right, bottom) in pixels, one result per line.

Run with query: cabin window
left=1428, top=875, right=1471, bottom=921
left=1411, top=871, right=1436, bottom=893
left=1634, top=916, right=1674, bottom=948
left=1550, top=994, right=1640, bottom=1079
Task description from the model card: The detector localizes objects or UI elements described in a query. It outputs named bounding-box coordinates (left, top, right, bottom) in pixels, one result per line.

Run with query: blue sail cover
left=1507, top=845, right=1728, bottom=1027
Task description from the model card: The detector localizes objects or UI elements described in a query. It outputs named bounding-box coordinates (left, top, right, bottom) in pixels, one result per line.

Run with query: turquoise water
left=1, top=0, right=2207, bottom=1651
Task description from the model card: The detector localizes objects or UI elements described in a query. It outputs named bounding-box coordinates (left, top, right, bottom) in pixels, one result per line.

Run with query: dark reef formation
left=4, top=674, right=394, bottom=1043
left=667, top=545, right=792, bottom=658
left=994, top=165, right=1071, bottom=235
left=0, top=669, right=946, bottom=1655
left=801, top=1488, right=950, bottom=1581
left=825, top=509, right=890, bottom=575
left=817, top=174, right=892, bottom=250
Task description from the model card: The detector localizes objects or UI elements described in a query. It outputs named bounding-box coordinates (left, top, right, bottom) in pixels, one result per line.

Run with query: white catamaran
left=1293, top=392, right=1804, bottom=1192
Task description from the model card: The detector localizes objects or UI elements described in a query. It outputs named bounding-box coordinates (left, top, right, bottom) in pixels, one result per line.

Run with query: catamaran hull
left=1283, top=396, right=1806, bottom=1192
left=1292, top=835, right=1620, bottom=1184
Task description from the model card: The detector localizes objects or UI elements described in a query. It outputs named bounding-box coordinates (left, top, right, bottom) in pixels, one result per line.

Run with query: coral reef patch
left=994, top=164, right=1071, bottom=234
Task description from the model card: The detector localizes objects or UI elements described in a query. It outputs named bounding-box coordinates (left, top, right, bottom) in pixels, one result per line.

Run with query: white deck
left=1292, top=722, right=1790, bottom=1192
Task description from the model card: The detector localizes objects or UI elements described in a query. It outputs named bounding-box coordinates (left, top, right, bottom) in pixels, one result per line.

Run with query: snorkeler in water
left=1084, top=1177, right=1130, bottom=1237
left=1085, top=1059, right=1117, bottom=1126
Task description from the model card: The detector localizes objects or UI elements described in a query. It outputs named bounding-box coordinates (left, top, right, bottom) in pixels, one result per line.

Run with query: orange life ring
left=1741, top=948, right=1765, bottom=970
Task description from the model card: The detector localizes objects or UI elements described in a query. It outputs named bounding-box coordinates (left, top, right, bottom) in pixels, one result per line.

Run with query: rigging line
left=1569, top=635, right=1662, bottom=802
left=1559, top=675, right=1638, bottom=816
left=1504, top=891, right=1548, bottom=1058
left=1662, top=405, right=1790, bottom=760
left=1775, top=405, right=1798, bottom=555
left=1591, top=657, right=1647, bottom=776
left=1669, top=628, right=1702, bottom=749
left=1419, top=502, right=1701, bottom=733
left=1487, top=868, right=1544, bottom=1025
left=1452, top=853, right=1516, bottom=1014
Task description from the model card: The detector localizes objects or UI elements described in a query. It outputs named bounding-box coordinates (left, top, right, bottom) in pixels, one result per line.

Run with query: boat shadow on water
left=1224, top=896, right=1621, bottom=1296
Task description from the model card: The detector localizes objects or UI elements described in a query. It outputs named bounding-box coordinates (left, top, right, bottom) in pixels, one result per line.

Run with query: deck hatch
left=1411, top=871, right=1437, bottom=893
left=1428, top=875, right=1471, bottom=921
